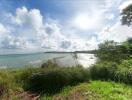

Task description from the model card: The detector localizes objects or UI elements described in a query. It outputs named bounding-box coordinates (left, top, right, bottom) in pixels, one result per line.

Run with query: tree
left=122, top=38, right=132, bottom=55
left=121, top=4, right=132, bottom=26
left=96, top=40, right=129, bottom=63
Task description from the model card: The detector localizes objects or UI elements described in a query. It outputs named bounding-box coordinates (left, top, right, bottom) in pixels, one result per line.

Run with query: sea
left=0, top=52, right=96, bottom=69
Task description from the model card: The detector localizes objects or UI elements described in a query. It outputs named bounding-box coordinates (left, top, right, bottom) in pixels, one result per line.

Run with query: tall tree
left=121, top=4, right=132, bottom=26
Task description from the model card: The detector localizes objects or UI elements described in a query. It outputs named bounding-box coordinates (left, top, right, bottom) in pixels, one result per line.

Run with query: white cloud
left=0, top=6, right=95, bottom=52
left=0, top=35, right=35, bottom=49
left=0, top=23, right=9, bottom=35
left=99, top=22, right=132, bottom=42
left=12, top=7, right=43, bottom=30
left=105, top=13, right=115, bottom=20
left=64, top=0, right=123, bottom=31
left=0, top=0, right=131, bottom=53
left=0, top=7, right=46, bottom=50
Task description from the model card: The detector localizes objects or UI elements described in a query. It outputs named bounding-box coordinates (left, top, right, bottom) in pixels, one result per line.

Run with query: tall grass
left=0, top=70, right=22, bottom=99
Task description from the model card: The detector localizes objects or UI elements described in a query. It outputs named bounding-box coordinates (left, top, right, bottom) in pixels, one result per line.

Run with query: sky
left=0, top=0, right=132, bottom=54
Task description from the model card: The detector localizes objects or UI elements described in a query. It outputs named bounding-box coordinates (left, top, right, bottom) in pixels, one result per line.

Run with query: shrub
left=26, top=67, right=90, bottom=94
left=114, top=59, right=132, bottom=84
left=90, top=61, right=118, bottom=81
left=90, top=59, right=132, bottom=84
left=41, top=60, right=58, bottom=68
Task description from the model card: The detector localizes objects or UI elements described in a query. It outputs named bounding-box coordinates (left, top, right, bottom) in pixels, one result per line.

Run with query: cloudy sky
left=0, top=0, right=132, bottom=54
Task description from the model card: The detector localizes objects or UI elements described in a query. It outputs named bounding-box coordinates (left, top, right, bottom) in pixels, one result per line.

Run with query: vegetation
left=40, top=81, right=132, bottom=100
left=0, top=62, right=90, bottom=99
left=90, top=38, right=132, bottom=83
left=26, top=65, right=90, bottom=94
left=0, top=37, right=131, bottom=99
left=121, top=4, right=132, bottom=26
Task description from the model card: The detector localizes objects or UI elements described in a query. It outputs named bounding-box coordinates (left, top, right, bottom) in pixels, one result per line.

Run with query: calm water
left=0, top=53, right=96, bottom=68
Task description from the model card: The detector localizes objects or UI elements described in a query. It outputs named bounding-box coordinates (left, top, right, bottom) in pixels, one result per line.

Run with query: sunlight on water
left=77, top=54, right=97, bottom=68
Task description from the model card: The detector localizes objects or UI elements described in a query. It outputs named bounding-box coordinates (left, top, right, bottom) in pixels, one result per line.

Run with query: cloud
left=0, top=36, right=34, bottom=49
left=0, top=23, right=9, bottom=35
left=0, top=7, right=46, bottom=50
left=62, top=0, right=123, bottom=32
left=99, top=22, right=132, bottom=42
left=0, top=6, right=95, bottom=52
left=12, top=7, right=43, bottom=29
left=0, top=0, right=131, bottom=53
left=60, top=40, right=71, bottom=49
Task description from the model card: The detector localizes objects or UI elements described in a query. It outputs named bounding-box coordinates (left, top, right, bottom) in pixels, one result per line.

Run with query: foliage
left=114, top=59, right=132, bottom=84
left=0, top=70, right=22, bottom=99
left=96, top=41, right=124, bottom=63
left=92, top=38, right=132, bottom=84
left=40, top=81, right=132, bottom=100
left=90, top=61, right=118, bottom=81
left=90, top=59, right=132, bottom=84
left=121, top=4, right=132, bottom=26
left=26, top=66, right=90, bottom=94
left=41, top=60, right=58, bottom=68
left=121, top=38, right=132, bottom=55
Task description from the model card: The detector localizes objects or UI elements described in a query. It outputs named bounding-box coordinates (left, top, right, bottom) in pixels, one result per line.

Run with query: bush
left=41, top=60, right=58, bottom=68
left=90, top=61, right=118, bottom=81
left=10, top=61, right=90, bottom=94
left=114, top=59, right=132, bottom=84
left=90, top=59, right=132, bottom=84
left=25, top=66, right=90, bottom=94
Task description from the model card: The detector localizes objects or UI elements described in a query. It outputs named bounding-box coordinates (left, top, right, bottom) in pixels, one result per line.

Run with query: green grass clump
left=0, top=70, right=23, bottom=99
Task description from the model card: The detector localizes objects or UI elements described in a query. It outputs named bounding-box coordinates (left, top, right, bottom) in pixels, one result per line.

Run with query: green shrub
left=90, top=61, right=118, bottom=81
left=25, top=67, right=90, bottom=94
left=90, top=59, right=132, bottom=84
left=6, top=61, right=90, bottom=95
left=114, top=59, right=132, bottom=84
left=41, top=60, right=58, bottom=68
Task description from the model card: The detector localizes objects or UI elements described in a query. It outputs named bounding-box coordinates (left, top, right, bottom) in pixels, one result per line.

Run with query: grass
left=40, top=81, right=132, bottom=100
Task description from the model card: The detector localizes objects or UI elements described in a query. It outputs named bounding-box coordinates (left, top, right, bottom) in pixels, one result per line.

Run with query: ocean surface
left=0, top=53, right=96, bottom=68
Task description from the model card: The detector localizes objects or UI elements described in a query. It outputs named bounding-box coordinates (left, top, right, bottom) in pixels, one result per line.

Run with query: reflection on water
left=0, top=53, right=96, bottom=68
left=77, top=54, right=96, bottom=68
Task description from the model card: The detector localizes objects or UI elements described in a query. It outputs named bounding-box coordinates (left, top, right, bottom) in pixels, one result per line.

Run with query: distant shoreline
left=0, top=50, right=96, bottom=56
left=45, top=50, right=96, bottom=54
